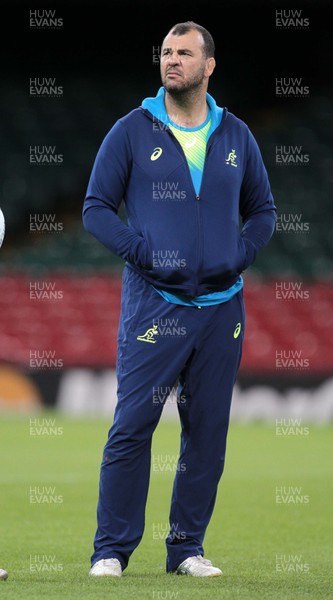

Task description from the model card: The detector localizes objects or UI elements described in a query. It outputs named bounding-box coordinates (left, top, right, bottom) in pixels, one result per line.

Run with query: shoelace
left=195, top=556, right=213, bottom=566
left=101, top=559, right=120, bottom=566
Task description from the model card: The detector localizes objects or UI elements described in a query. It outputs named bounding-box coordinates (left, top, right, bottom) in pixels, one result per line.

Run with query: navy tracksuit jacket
left=82, top=86, right=276, bottom=572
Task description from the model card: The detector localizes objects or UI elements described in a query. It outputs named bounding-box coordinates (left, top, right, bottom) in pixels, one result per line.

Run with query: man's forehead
left=161, top=30, right=203, bottom=50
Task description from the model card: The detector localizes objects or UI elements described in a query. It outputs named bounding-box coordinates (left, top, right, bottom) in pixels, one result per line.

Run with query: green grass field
left=0, top=410, right=332, bottom=599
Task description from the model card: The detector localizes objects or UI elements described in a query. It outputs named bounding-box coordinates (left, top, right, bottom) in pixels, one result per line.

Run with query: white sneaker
left=89, top=558, right=122, bottom=577
left=176, top=555, right=223, bottom=577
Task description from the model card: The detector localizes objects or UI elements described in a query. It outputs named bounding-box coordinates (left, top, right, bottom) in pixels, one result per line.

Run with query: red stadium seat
left=0, top=274, right=332, bottom=375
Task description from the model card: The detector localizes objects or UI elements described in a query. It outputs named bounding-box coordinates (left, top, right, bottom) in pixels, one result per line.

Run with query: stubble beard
left=162, top=65, right=206, bottom=99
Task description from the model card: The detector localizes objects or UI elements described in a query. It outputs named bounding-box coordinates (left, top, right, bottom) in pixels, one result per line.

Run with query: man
left=82, top=21, right=276, bottom=578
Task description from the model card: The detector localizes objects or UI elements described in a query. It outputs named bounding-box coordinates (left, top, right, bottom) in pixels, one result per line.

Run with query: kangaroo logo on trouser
left=137, top=324, right=159, bottom=343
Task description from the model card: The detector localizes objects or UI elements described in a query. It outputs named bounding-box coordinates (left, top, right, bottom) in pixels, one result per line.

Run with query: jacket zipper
left=166, top=129, right=203, bottom=295
left=192, top=109, right=228, bottom=291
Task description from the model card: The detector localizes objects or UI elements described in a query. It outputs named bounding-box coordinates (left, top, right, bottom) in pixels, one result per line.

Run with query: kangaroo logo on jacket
left=225, top=149, right=238, bottom=168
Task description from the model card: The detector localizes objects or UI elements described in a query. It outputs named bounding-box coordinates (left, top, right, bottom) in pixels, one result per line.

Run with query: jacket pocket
left=237, top=236, right=248, bottom=273
left=121, top=266, right=151, bottom=333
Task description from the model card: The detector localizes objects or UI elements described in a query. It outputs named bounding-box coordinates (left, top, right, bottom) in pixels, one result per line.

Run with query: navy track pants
left=91, top=265, right=245, bottom=572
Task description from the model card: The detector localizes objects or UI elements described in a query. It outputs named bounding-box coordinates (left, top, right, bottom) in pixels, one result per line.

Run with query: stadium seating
left=0, top=271, right=332, bottom=377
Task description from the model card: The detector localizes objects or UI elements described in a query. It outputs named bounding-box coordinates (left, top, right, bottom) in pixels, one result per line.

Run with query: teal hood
left=141, top=86, right=223, bottom=135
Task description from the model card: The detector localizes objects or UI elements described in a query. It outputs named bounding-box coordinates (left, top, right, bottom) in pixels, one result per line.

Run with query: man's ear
left=205, top=57, right=216, bottom=77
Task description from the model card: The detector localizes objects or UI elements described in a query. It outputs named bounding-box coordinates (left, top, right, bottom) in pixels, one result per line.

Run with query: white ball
left=0, top=208, right=5, bottom=248
left=0, top=568, right=8, bottom=580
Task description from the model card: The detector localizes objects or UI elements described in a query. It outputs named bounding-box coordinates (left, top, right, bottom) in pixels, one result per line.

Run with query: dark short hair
left=166, top=21, right=215, bottom=58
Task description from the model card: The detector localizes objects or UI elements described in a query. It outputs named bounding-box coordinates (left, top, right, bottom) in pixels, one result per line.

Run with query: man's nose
left=167, top=51, right=180, bottom=64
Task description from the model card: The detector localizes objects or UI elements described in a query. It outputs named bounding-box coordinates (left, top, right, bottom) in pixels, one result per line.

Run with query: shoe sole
left=176, top=569, right=223, bottom=577
left=89, top=570, right=122, bottom=577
